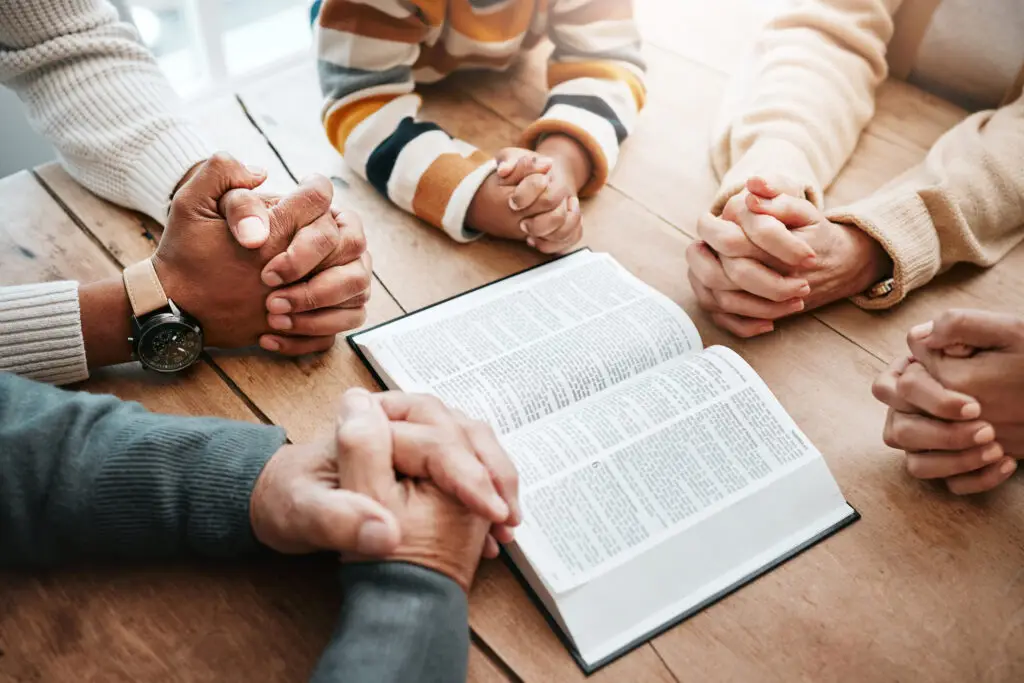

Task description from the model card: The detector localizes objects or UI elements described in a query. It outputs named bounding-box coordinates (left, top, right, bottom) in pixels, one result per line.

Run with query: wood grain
left=0, top=173, right=343, bottom=683
left=6, top=165, right=503, bottom=680
left=235, top=36, right=1024, bottom=683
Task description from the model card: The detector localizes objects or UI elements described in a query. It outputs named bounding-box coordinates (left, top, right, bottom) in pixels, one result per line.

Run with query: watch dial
left=140, top=321, right=202, bottom=372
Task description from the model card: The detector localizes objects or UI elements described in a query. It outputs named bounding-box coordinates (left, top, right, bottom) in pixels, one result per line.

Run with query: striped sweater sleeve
left=522, top=0, right=647, bottom=196
left=316, top=0, right=495, bottom=242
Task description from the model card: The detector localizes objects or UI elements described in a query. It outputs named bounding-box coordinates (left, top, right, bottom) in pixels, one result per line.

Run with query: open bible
left=349, top=250, right=858, bottom=673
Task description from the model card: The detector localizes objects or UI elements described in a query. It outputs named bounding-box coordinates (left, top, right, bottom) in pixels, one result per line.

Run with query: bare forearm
left=79, top=277, right=133, bottom=369
left=536, top=134, right=593, bottom=193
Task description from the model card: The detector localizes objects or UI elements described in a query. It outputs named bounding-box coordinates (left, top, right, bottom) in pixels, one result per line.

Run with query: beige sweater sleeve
left=0, top=0, right=211, bottom=224
left=829, top=92, right=1024, bottom=309
left=710, top=0, right=902, bottom=213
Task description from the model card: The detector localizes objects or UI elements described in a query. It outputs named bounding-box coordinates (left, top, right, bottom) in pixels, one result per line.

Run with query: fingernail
left=910, top=321, right=934, bottom=340
left=498, top=161, right=512, bottom=175
left=357, top=520, right=395, bottom=555
left=982, top=444, right=1003, bottom=463
left=490, top=494, right=510, bottom=521
left=1001, top=459, right=1017, bottom=475
left=237, top=216, right=267, bottom=245
left=262, top=270, right=284, bottom=287
left=802, top=254, right=817, bottom=266
left=961, top=402, right=981, bottom=420
left=797, top=283, right=811, bottom=297
left=509, top=198, right=519, bottom=211
left=570, top=196, right=580, bottom=213
left=246, top=165, right=267, bottom=176
left=268, top=314, right=292, bottom=330
left=259, top=336, right=280, bottom=352
left=760, top=323, right=775, bottom=334
left=268, top=297, right=291, bottom=314
left=520, top=221, right=529, bottom=234
left=790, top=298, right=805, bottom=312
left=527, top=237, right=536, bottom=248
left=974, top=425, right=996, bottom=444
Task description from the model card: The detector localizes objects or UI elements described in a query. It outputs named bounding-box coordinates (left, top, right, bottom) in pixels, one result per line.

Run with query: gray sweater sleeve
left=0, top=371, right=285, bottom=566
left=0, top=372, right=472, bottom=682
left=311, top=563, right=471, bottom=683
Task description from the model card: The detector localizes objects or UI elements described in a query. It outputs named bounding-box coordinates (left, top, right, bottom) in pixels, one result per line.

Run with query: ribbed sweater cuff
left=712, top=138, right=822, bottom=215
left=91, top=419, right=287, bottom=558
left=124, top=123, right=211, bottom=225
left=828, top=192, right=941, bottom=310
left=442, top=159, right=493, bottom=243
left=0, top=281, right=88, bottom=385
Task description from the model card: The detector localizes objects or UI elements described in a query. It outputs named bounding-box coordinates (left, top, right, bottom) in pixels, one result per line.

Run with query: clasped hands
left=873, top=310, right=1024, bottom=495
left=251, top=389, right=521, bottom=591
left=468, top=134, right=590, bottom=254
left=154, top=153, right=372, bottom=356
left=687, top=176, right=892, bottom=337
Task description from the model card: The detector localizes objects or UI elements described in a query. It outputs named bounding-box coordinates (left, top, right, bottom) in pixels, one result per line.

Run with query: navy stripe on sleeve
left=365, top=117, right=445, bottom=198
left=542, top=94, right=628, bottom=143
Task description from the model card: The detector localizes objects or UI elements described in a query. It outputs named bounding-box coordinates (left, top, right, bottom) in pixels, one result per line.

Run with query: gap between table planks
left=232, top=39, right=1024, bottom=683
left=3, top=171, right=510, bottom=682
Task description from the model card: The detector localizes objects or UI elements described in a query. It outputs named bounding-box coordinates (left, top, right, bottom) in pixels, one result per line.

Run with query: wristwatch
left=123, top=258, right=204, bottom=373
left=865, top=277, right=895, bottom=299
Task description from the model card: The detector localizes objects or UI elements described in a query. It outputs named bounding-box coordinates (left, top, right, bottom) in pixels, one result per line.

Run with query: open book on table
left=348, top=249, right=858, bottom=674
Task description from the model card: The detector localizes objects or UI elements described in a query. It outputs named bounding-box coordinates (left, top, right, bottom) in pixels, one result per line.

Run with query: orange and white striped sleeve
left=521, top=0, right=647, bottom=196
left=316, top=0, right=495, bottom=242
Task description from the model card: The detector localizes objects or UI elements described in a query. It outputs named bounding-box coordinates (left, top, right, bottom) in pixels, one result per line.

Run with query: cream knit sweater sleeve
left=0, top=0, right=212, bottom=224
left=711, top=0, right=1024, bottom=309
left=1, top=0, right=213, bottom=385
left=711, top=0, right=902, bottom=213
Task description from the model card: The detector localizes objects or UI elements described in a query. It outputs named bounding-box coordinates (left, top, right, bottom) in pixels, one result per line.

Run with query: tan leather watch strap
left=123, top=258, right=169, bottom=318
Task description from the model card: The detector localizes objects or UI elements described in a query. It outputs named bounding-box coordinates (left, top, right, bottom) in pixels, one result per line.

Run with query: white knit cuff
left=712, top=138, right=822, bottom=215
left=441, top=159, right=494, bottom=243
left=124, top=123, right=212, bottom=225
left=0, top=281, right=88, bottom=385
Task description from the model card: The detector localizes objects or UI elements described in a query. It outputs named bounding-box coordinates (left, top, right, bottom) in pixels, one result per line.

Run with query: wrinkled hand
left=251, top=388, right=521, bottom=582
left=156, top=153, right=371, bottom=356
left=688, top=176, right=891, bottom=337
left=335, top=389, right=507, bottom=590
left=871, top=309, right=1024, bottom=494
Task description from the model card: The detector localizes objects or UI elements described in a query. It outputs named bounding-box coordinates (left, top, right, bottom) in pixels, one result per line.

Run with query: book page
left=506, top=346, right=825, bottom=593
left=356, top=253, right=702, bottom=434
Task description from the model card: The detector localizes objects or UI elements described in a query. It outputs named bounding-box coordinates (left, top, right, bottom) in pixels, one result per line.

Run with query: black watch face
left=138, top=317, right=203, bottom=372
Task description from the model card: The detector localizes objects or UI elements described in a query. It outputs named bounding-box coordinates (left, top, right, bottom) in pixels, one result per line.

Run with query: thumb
left=266, top=174, right=334, bottom=253
left=177, top=153, right=267, bottom=213
left=220, top=188, right=272, bottom=248
left=745, top=191, right=819, bottom=228
left=912, top=309, right=1024, bottom=352
left=747, top=175, right=803, bottom=200
left=335, top=387, right=396, bottom=497
left=307, top=488, right=401, bottom=556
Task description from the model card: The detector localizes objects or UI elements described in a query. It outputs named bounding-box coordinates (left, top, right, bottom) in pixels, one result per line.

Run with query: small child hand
left=495, top=147, right=582, bottom=254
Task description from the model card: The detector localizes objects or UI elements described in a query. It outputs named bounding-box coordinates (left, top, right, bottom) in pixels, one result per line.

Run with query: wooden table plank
left=236, top=54, right=1024, bottom=683
left=7, top=168, right=506, bottom=681
left=0, top=172, right=345, bottom=683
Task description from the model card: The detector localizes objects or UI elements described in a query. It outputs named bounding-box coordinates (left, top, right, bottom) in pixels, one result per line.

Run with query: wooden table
left=4, top=3, right=1024, bottom=681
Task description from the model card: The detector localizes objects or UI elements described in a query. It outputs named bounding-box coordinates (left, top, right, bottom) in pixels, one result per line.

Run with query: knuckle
left=894, top=371, right=918, bottom=399
left=301, top=283, right=318, bottom=311
left=303, top=174, right=334, bottom=207
left=208, top=151, right=234, bottom=168
left=310, top=223, right=339, bottom=256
